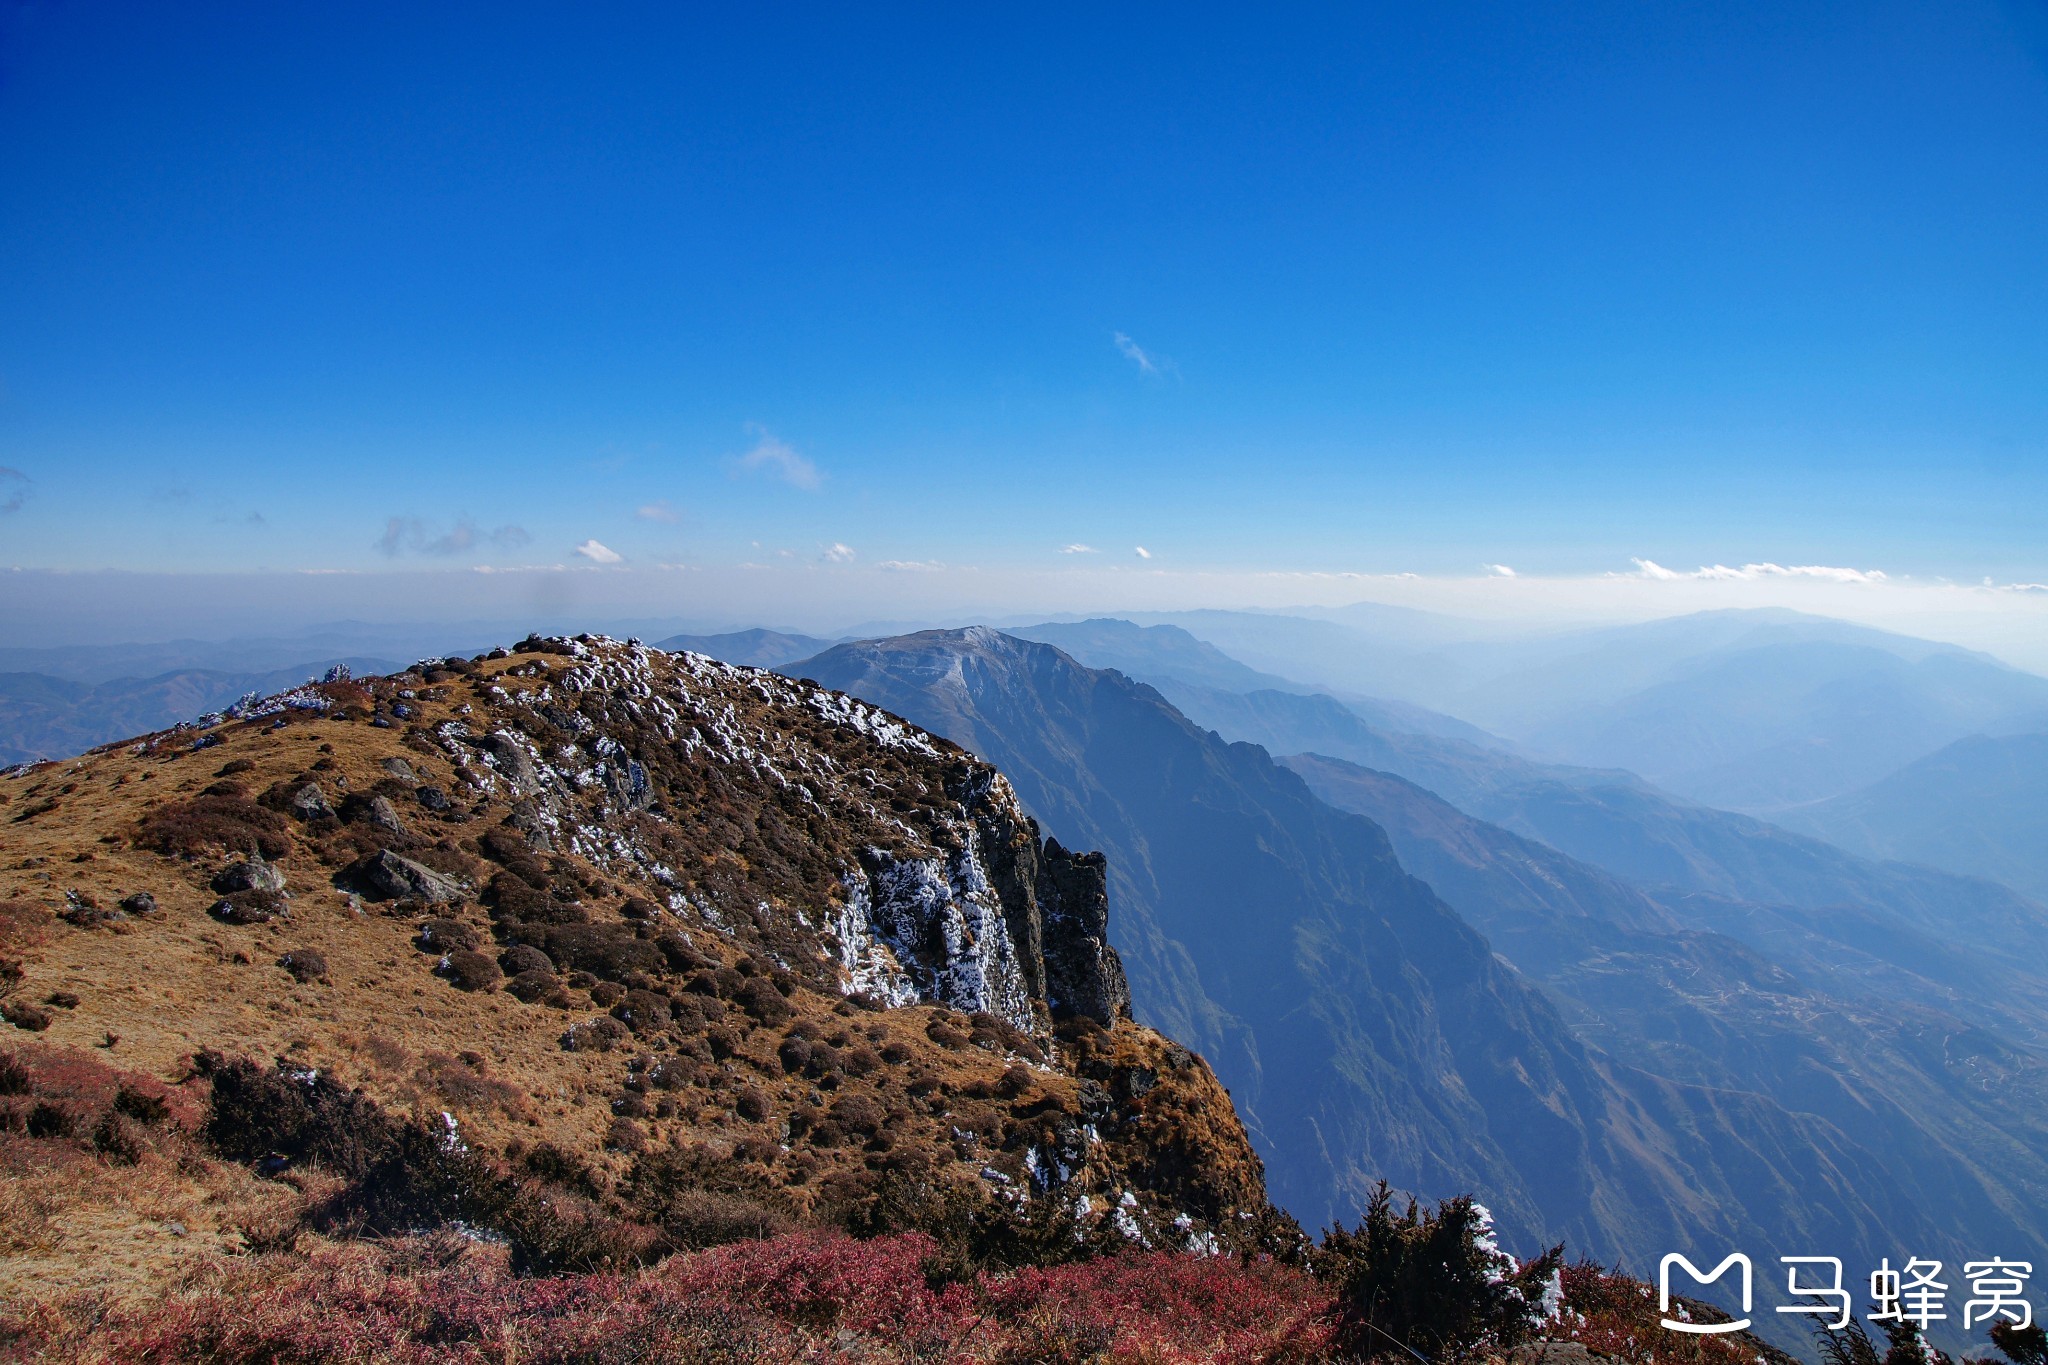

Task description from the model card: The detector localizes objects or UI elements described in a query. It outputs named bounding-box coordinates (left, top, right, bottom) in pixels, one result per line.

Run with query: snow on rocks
left=836, top=841, right=1037, bottom=1033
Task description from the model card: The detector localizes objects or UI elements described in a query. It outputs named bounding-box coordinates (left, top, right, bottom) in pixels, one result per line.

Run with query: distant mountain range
left=1004, top=618, right=1507, bottom=748
left=1771, top=731, right=2048, bottom=904
left=1154, top=677, right=2048, bottom=1047
left=793, top=628, right=2048, bottom=1308
left=0, top=659, right=402, bottom=767
left=1122, top=606, right=2048, bottom=812
left=652, top=628, right=839, bottom=668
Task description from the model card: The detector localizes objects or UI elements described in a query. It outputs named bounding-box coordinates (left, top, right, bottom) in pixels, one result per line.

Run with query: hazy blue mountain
left=1277, top=751, right=2048, bottom=1287
left=652, top=627, right=839, bottom=669
left=792, top=628, right=2030, bottom=1290
left=1142, top=606, right=2048, bottom=810
left=1151, top=678, right=2048, bottom=1046
left=1521, top=640, right=2048, bottom=808
left=1123, top=608, right=1463, bottom=700
left=1007, top=618, right=1503, bottom=746
left=0, top=659, right=401, bottom=766
left=1773, top=732, right=2048, bottom=903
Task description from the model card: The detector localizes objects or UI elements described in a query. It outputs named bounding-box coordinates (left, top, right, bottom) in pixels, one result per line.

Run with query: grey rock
left=415, top=785, right=451, bottom=812
left=1036, top=839, right=1131, bottom=1027
left=380, top=757, right=418, bottom=781
left=288, top=783, right=332, bottom=820
left=341, top=849, right=463, bottom=904
left=364, top=795, right=408, bottom=835
left=118, top=891, right=159, bottom=916
left=478, top=733, right=541, bottom=791
left=212, top=857, right=286, bottom=895
left=504, top=799, right=554, bottom=851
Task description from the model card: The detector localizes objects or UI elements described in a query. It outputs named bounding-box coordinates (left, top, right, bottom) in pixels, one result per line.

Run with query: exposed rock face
left=438, top=637, right=1135, bottom=1032
left=1037, top=840, right=1128, bottom=1025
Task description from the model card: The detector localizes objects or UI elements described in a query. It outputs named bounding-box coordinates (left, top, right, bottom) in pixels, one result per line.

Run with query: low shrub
left=498, top=943, right=552, bottom=976
left=439, top=949, right=502, bottom=992
left=278, top=948, right=328, bottom=983
left=201, top=1054, right=395, bottom=1179
left=137, top=792, right=290, bottom=860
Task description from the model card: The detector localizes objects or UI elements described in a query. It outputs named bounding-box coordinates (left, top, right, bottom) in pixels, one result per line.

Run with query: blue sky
left=1, top=2, right=2045, bottom=645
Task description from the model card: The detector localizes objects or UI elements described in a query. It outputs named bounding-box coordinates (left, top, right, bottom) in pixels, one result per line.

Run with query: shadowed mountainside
left=793, top=628, right=2033, bottom=1287
left=1161, top=679, right=2048, bottom=1047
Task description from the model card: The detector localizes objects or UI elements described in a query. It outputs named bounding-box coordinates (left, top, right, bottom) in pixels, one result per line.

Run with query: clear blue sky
left=1, top=2, right=2045, bottom=611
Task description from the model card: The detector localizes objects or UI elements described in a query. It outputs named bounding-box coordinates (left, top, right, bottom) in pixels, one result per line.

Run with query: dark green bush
left=1315, top=1181, right=1562, bottom=1362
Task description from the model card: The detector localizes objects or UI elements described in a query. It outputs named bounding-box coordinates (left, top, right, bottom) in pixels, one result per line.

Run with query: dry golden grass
left=0, top=641, right=1271, bottom=1312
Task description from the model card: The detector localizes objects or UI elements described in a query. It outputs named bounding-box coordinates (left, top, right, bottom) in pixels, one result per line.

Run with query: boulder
left=379, top=757, right=418, bottom=782
left=212, top=857, right=286, bottom=895
left=118, top=892, right=159, bottom=916
left=341, top=849, right=463, bottom=904
left=364, top=795, right=408, bottom=835
left=415, top=785, right=451, bottom=813
left=288, top=783, right=333, bottom=820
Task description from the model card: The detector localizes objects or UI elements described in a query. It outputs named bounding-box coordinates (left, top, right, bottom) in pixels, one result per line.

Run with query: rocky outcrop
left=433, top=636, right=1135, bottom=1036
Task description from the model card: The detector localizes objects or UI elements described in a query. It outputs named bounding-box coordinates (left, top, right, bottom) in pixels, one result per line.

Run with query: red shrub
left=27, top=1231, right=1339, bottom=1364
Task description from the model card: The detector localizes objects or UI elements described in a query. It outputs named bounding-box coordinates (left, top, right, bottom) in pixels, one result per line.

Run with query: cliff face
left=0, top=635, right=1261, bottom=1304
left=461, top=638, right=1131, bottom=1035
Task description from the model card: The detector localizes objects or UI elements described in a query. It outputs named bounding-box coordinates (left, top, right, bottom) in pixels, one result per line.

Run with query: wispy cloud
left=821, top=542, right=856, bottom=564
left=1485, top=563, right=1517, bottom=578
left=574, top=539, right=623, bottom=564
left=1133, top=545, right=1152, bottom=560
left=876, top=559, right=943, bottom=572
left=733, top=424, right=821, bottom=490
left=1988, top=579, right=2048, bottom=594
left=636, top=499, right=679, bottom=523
left=1631, top=558, right=1888, bottom=584
left=0, top=467, right=28, bottom=515
left=1060, top=543, right=1098, bottom=555
left=376, top=517, right=531, bottom=557
left=1113, top=332, right=1177, bottom=378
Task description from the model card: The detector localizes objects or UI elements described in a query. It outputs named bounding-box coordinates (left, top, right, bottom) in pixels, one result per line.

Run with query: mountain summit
left=0, top=635, right=1271, bottom=1303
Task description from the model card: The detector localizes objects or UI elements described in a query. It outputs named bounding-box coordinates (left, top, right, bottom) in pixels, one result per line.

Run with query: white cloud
left=1485, top=563, right=1517, bottom=578
left=821, top=542, right=856, bottom=564
left=733, top=424, right=821, bottom=490
left=1113, top=332, right=1177, bottom=377
left=636, top=500, right=679, bottom=523
left=1630, top=557, right=1887, bottom=584
left=876, top=559, right=943, bottom=572
left=376, top=517, right=530, bottom=557
left=1114, top=332, right=1159, bottom=375
left=1133, top=545, right=1152, bottom=560
left=1060, top=543, right=1099, bottom=555
left=573, top=539, right=623, bottom=564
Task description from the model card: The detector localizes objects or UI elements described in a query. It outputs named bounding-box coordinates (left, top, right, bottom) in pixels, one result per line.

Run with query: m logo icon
left=1660, top=1253, right=1754, bottom=1334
